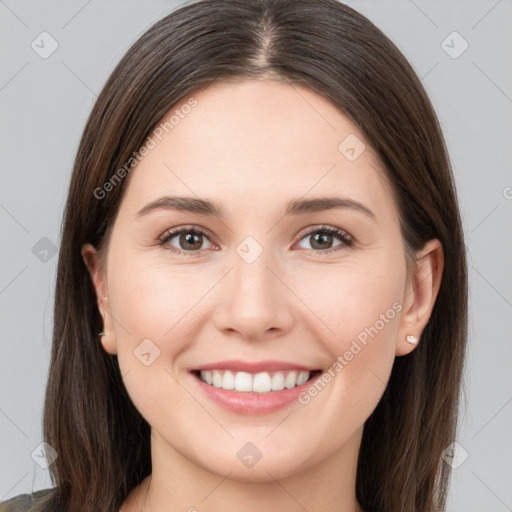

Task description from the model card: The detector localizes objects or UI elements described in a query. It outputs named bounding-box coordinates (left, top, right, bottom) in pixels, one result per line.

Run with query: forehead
left=119, top=79, right=397, bottom=221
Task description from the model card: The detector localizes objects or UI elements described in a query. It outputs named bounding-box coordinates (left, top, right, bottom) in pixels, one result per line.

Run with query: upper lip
left=192, top=360, right=319, bottom=373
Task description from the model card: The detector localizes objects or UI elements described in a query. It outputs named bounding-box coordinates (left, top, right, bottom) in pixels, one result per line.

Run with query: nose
left=212, top=245, right=295, bottom=342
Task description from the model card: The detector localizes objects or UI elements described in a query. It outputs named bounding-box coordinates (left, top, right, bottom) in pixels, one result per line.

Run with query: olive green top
left=0, top=489, right=55, bottom=512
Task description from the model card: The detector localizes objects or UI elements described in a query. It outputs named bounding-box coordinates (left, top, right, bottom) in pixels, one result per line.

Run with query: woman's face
left=83, top=79, right=439, bottom=483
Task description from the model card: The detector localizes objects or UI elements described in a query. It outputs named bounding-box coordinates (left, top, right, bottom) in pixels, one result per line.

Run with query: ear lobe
left=81, top=243, right=117, bottom=355
left=396, top=238, right=444, bottom=356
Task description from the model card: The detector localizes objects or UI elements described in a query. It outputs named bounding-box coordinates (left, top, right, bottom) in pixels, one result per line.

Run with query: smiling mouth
left=191, top=369, right=322, bottom=393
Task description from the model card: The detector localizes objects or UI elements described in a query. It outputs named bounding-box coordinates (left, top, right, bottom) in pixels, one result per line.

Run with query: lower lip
left=189, top=371, right=322, bottom=415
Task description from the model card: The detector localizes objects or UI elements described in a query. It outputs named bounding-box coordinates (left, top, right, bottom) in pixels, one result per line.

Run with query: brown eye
left=160, top=226, right=214, bottom=255
left=177, top=231, right=204, bottom=251
left=296, top=226, right=353, bottom=253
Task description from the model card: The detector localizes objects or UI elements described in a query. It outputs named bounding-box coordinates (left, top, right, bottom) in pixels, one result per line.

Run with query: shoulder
left=0, top=488, right=56, bottom=512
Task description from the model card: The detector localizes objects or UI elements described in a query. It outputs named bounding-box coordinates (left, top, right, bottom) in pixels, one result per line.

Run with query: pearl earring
left=406, top=335, right=417, bottom=344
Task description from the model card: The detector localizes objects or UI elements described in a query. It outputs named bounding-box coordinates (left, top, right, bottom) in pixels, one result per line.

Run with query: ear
left=81, top=243, right=117, bottom=355
left=396, top=238, right=444, bottom=356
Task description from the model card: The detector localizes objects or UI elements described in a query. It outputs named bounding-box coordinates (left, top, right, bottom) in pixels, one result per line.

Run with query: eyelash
left=158, top=225, right=354, bottom=257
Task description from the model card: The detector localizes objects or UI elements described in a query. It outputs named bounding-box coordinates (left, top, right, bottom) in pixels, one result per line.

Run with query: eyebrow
left=136, top=195, right=376, bottom=221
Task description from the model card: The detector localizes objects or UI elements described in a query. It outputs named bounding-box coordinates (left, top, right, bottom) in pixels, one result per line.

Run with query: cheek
left=300, top=256, right=405, bottom=345
left=297, top=258, right=404, bottom=403
left=109, top=254, right=202, bottom=340
left=108, top=258, right=198, bottom=421
left=106, top=252, right=223, bottom=408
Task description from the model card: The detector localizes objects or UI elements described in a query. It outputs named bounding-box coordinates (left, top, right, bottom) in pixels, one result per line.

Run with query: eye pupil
left=181, top=232, right=202, bottom=250
left=311, top=232, right=333, bottom=250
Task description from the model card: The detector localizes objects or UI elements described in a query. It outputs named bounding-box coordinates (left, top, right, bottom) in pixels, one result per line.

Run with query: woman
left=1, top=0, right=467, bottom=510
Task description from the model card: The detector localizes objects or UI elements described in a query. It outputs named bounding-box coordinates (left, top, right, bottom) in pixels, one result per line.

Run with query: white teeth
left=198, top=369, right=311, bottom=393
left=296, top=371, right=309, bottom=386
left=234, top=371, right=252, bottom=392
left=253, top=372, right=272, bottom=393
left=212, top=370, right=223, bottom=388
left=222, top=370, right=235, bottom=390
left=271, top=372, right=285, bottom=391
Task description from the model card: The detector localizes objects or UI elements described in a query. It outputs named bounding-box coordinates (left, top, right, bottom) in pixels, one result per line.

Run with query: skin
left=82, top=78, right=443, bottom=512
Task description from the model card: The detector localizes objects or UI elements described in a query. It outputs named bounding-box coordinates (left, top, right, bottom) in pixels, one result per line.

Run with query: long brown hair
left=30, top=0, right=467, bottom=510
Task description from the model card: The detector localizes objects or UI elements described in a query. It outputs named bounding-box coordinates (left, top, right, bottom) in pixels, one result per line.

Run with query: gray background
left=1, top=0, right=511, bottom=510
